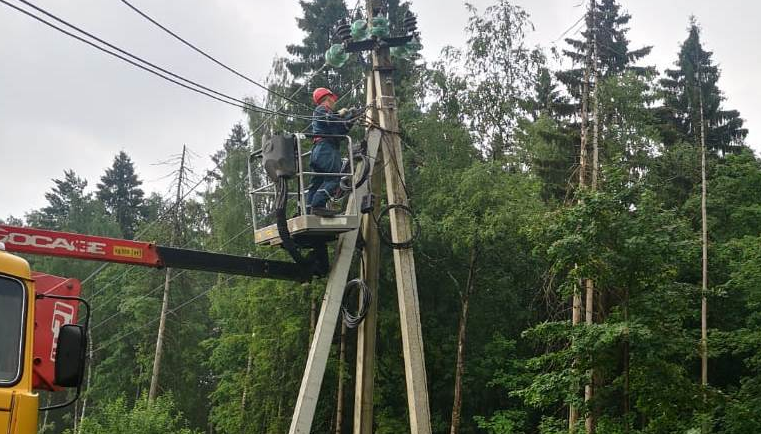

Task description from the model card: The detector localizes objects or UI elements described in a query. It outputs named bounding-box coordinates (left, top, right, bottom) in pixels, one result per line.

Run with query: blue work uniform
left=306, top=104, right=352, bottom=210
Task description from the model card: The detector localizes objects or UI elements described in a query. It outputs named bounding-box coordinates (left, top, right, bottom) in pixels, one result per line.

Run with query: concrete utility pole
left=367, top=2, right=432, bottom=433
left=288, top=3, right=430, bottom=432
left=353, top=71, right=382, bottom=434
left=149, top=144, right=186, bottom=401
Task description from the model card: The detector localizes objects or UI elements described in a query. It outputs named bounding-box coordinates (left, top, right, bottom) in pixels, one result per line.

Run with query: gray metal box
left=262, top=134, right=297, bottom=181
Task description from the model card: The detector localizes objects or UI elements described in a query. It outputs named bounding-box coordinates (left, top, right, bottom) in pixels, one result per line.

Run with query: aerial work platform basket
left=249, top=133, right=365, bottom=246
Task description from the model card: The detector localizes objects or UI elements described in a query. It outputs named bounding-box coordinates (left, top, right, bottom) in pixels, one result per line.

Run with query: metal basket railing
left=248, top=133, right=357, bottom=234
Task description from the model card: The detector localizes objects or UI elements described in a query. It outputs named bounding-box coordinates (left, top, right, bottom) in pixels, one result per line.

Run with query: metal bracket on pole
left=377, top=95, right=396, bottom=110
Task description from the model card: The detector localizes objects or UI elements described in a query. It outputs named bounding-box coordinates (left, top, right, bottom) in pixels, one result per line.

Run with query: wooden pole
left=288, top=126, right=383, bottom=434
left=149, top=144, right=186, bottom=401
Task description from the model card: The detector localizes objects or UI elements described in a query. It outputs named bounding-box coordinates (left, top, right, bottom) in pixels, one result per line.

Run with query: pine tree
left=522, top=67, right=577, bottom=202
left=28, top=170, right=89, bottom=229
left=658, top=19, right=748, bottom=156
left=286, top=0, right=348, bottom=77
left=285, top=0, right=411, bottom=116
left=206, top=124, right=252, bottom=254
left=528, top=68, right=574, bottom=121
left=97, top=151, right=147, bottom=239
left=285, top=0, right=352, bottom=100
left=557, top=0, right=652, bottom=96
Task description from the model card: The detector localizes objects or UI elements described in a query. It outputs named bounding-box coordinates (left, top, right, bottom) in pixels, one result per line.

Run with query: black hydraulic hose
left=275, top=177, right=309, bottom=267
left=275, top=177, right=330, bottom=277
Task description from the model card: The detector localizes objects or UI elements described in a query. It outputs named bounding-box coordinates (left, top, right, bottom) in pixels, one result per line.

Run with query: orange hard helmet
left=312, top=87, right=336, bottom=105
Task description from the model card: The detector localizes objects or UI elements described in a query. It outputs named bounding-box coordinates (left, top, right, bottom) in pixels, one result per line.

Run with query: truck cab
left=0, top=247, right=39, bottom=433
left=0, top=243, right=88, bottom=433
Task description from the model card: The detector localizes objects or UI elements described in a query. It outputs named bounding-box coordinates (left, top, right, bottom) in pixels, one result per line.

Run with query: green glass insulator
left=325, top=43, right=349, bottom=68
left=351, top=19, right=368, bottom=40
left=405, top=37, right=422, bottom=54
left=390, top=46, right=408, bottom=58
left=369, top=16, right=390, bottom=38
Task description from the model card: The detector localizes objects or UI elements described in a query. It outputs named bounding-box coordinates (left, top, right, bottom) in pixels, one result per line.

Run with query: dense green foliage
left=8, top=1, right=759, bottom=433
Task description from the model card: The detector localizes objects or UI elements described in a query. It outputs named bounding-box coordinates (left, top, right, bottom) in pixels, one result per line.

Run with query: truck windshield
left=0, top=276, right=25, bottom=384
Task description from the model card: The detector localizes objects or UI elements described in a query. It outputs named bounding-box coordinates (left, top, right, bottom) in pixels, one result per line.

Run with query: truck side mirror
left=54, top=324, right=86, bottom=388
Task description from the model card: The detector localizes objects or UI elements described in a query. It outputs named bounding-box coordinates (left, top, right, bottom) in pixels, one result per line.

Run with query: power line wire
left=249, top=63, right=329, bottom=139
left=91, top=222, right=254, bottom=327
left=554, top=13, right=586, bottom=42
left=117, top=0, right=312, bottom=112
left=91, top=275, right=231, bottom=354
left=4, top=0, right=349, bottom=124
left=1, top=0, right=267, bottom=114
left=93, top=246, right=281, bottom=354
left=16, top=0, right=329, bottom=120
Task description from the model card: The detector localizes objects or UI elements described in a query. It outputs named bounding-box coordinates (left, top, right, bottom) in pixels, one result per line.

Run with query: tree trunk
left=585, top=3, right=599, bottom=431
left=41, top=394, right=51, bottom=432
left=699, top=67, right=709, bottom=434
left=584, top=279, right=595, bottom=434
left=569, top=279, right=582, bottom=432
left=571, top=10, right=592, bottom=428
left=623, top=289, right=630, bottom=433
left=335, top=322, right=347, bottom=434
left=450, top=244, right=478, bottom=434
left=310, top=296, right=317, bottom=346
left=77, top=289, right=96, bottom=431
left=241, top=339, right=254, bottom=411
left=149, top=145, right=186, bottom=401
left=73, top=398, right=78, bottom=433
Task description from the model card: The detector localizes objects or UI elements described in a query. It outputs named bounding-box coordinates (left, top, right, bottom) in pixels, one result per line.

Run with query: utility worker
left=306, top=87, right=356, bottom=216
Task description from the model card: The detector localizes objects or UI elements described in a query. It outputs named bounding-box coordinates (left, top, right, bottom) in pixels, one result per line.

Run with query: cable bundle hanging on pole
left=341, top=278, right=371, bottom=328
left=372, top=203, right=420, bottom=250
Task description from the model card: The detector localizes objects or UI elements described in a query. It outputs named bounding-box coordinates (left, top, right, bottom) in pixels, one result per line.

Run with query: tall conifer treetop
left=558, top=0, right=652, bottom=97
left=96, top=151, right=146, bottom=239
left=659, top=19, right=748, bottom=155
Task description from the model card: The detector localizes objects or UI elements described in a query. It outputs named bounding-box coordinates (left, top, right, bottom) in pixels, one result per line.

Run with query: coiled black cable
left=373, top=204, right=421, bottom=250
left=341, top=278, right=372, bottom=328
left=339, top=154, right=371, bottom=192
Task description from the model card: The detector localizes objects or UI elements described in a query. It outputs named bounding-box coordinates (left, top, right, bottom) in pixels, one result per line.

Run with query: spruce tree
left=285, top=0, right=411, bottom=115
left=558, top=0, right=652, bottom=96
left=285, top=0, right=352, bottom=100
left=658, top=19, right=748, bottom=156
left=97, top=151, right=146, bottom=239
left=27, top=170, right=89, bottom=229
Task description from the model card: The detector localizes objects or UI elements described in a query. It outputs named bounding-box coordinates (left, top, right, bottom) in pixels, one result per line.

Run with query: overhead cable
left=4, top=0, right=349, bottom=124
left=118, top=0, right=312, bottom=111
left=2, top=0, right=267, bottom=114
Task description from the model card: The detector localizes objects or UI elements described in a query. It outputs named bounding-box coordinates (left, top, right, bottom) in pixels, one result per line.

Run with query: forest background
left=3, top=1, right=760, bottom=433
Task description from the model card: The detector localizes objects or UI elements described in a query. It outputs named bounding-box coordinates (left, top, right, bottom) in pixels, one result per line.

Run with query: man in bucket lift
left=307, top=87, right=357, bottom=216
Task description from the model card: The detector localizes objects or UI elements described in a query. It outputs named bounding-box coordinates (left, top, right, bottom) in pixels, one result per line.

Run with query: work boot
left=312, top=206, right=340, bottom=217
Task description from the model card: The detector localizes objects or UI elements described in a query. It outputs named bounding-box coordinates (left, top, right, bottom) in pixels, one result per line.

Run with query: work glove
left=338, top=108, right=350, bottom=117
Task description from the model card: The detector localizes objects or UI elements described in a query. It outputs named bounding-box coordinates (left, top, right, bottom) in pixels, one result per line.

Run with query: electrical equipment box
left=249, top=133, right=363, bottom=246
left=261, top=134, right=298, bottom=182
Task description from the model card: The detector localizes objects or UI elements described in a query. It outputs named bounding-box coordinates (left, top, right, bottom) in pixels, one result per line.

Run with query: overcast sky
left=1, top=0, right=758, bottom=220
